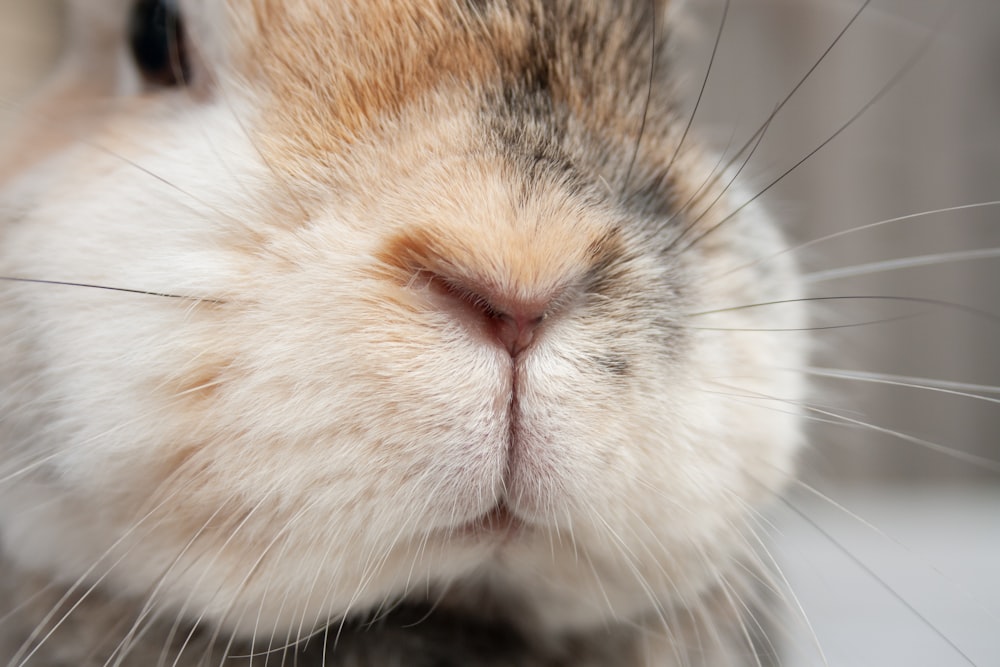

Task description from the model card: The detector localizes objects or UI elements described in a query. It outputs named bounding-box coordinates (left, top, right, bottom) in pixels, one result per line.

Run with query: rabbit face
left=0, top=0, right=806, bottom=642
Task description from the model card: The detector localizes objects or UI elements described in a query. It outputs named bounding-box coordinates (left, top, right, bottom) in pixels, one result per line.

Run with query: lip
left=455, top=502, right=524, bottom=540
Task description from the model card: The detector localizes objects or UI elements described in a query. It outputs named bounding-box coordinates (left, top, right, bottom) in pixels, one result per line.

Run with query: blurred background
left=1, top=0, right=997, bottom=665
left=684, top=1, right=1000, bottom=665
left=0, top=0, right=61, bottom=103
left=689, top=0, right=1000, bottom=482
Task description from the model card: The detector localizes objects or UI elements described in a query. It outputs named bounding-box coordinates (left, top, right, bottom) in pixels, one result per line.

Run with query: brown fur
left=239, top=1, right=678, bottom=191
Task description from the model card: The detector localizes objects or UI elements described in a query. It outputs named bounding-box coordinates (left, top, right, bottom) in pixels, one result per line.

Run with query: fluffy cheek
left=178, top=298, right=514, bottom=534
left=490, top=343, right=798, bottom=629
left=485, top=217, right=807, bottom=631
left=0, top=115, right=527, bottom=634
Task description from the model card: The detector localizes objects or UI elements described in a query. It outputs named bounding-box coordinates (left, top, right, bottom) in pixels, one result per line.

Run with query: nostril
left=423, top=274, right=550, bottom=357
left=493, top=312, right=545, bottom=357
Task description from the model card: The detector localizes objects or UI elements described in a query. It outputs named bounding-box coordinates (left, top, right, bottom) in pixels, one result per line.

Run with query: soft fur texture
left=0, top=1, right=805, bottom=665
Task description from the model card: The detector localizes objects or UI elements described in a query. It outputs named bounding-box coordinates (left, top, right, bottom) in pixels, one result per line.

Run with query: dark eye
left=129, top=0, right=190, bottom=87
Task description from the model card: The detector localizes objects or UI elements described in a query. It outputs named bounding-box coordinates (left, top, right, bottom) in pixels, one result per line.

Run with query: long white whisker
left=712, top=570, right=766, bottom=667
left=805, top=247, right=1000, bottom=283
left=710, top=200, right=1000, bottom=284
left=803, top=404, right=1000, bottom=472
left=163, top=491, right=277, bottom=667
left=204, top=497, right=327, bottom=667
left=10, top=483, right=188, bottom=667
left=730, top=493, right=830, bottom=667
left=109, top=488, right=248, bottom=667
left=802, top=366, right=1000, bottom=400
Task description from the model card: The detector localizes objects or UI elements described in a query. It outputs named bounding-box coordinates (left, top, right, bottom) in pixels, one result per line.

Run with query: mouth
left=456, top=501, right=524, bottom=540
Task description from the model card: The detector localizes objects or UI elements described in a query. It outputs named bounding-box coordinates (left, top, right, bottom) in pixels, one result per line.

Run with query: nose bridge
left=371, top=182, right=618, bottom=356
left=378, top=183, right=609, bottom=306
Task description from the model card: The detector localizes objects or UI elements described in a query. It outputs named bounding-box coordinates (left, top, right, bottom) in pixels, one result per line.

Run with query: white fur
left=0, top=0, right=808, bottom=657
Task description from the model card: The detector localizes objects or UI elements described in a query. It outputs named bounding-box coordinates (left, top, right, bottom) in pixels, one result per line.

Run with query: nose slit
left=427, top=274, right=552, bottom=358
left=493, top=312, right=545, bottom=357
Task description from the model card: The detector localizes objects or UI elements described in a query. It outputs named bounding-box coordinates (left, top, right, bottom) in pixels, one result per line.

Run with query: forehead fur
left=233, top=0, right=675, bottom=182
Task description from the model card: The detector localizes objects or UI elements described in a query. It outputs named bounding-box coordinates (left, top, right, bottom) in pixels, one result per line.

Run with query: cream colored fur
left=0, top=1, right=806, bottom=664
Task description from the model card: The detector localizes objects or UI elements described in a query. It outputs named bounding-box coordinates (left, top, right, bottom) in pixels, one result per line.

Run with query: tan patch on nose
left=375, top=196, right=619, bottom=315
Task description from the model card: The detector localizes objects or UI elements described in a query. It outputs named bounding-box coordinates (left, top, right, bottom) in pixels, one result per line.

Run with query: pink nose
left=491, top=310, right=546, bottom=357
left=375, top=229, right=564, bottom=357
left=429, top=275, right=551, bottom=358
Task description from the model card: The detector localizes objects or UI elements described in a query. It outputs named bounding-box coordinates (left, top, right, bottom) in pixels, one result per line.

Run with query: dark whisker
left=663, top=0, right=876, bottom=253
left=621, top=0, right=657, bottom=195
left=665, top=0, right=731, bottom=174
left=677, top=3, right=955, bottom=254
left=0, top=276, right=222, bottom=303
left=662, top=102, right=774, bottom=246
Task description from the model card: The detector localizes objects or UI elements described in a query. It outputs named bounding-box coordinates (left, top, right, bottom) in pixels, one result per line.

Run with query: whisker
left=0, top=448, right=65, bottom=487
left=701, top=386, right=857, bottom=428
left=805, top=247, right=1000, bottom=283
left=9, top=484, right=188, bottom=667
left=665, top=0, right=731, bottom=174
left=0, top=386, right=223, bottom=498
left=241, top=485, right=444, bottom=661
left=106, top=485, right=246, bottom=665
left=198, top=501, right=327, bottom=667
left=588, top=513, right=686, bottom=663
left=801, top=404, right=1000, bottom=472
left=621, top=0, right=657, bottom=195
left=0, top=276, right=221, bottom=302
left=789, top=480, right=1000, bottom=626
left=161, top=492, right=277, bottom=667
left=778, top=496, right=980, bottom=667
left=701, top=379, right=1000, bottom=473
left=663, top=0, right=875, bottom=253
left=0, top=96, right=251, bottom=231
left=712, top=571, right=767, bottom=667
left=663, top=108, right=773, bottom=246
left=295, top=473, right=444, bottom=655
left=685, top=295, right=1000, bottom=324
left=0, top=577, right=62, bottom=629
left=677, top=3, right=956, bottom=255
left=711, top=200, right=1000, bottom=283
left=730, top=503, right=831, bottom=667
left=686, top=317, right=917, bottom=333
left=802, top=366, right=1000, bottom=404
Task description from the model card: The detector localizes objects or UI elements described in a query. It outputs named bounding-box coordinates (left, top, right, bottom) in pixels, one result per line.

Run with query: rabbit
left=0, top=0, right=810, bottom=665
